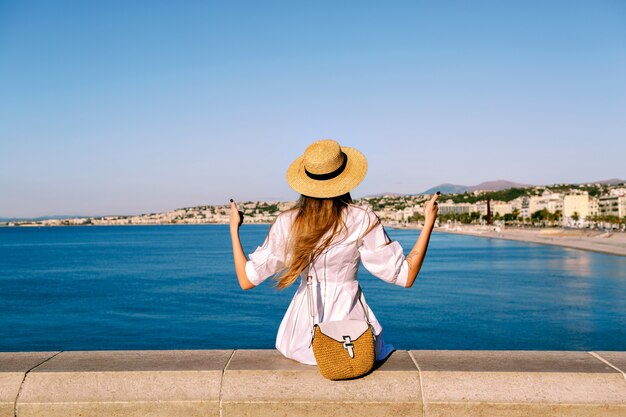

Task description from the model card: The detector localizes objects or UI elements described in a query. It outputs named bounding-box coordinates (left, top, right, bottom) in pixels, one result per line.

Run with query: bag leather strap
left=306, top=274, right=315, bottom=343
left=306, top=260, right=374, bottom=344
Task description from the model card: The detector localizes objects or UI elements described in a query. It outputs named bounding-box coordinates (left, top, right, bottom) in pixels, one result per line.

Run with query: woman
left=229, top=139, right=439, bottom=365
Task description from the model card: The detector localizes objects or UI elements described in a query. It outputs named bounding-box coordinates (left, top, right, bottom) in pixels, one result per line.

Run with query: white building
left=521, top=195, right=547, bottom=218
left=610, top=188, right=626, bottom=197
left=492, top=201, right=513, bottom=216
left=509, top=196, right=525, bottom=212
left=438, top=200, right=476, bottom=216
left=599, top=195, right=626, bottom=217
left=589, top=197, right=599, bottom=216
left=476, top=200, right=512, bottom=217
left=536, top=190, right=563, bottom=213
left=563, top=191, right=590, bottom=219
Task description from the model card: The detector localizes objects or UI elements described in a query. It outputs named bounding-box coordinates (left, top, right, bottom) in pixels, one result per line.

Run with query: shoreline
left=3, top=222, right=625, bottom=257
left=0, top=222, right=273, bottom=228
left=434, top=225, right=626, bottom=257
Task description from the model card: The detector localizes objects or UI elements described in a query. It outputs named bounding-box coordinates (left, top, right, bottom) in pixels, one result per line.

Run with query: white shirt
left=245, top=204, right=410, bottom=365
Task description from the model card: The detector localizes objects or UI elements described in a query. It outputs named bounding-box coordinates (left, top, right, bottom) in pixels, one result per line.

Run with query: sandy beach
left=434, top=225, right=626, bottom=257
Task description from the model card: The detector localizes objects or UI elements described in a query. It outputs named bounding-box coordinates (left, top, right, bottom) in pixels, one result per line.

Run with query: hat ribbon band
left=304, top=152, right=348, bottom=181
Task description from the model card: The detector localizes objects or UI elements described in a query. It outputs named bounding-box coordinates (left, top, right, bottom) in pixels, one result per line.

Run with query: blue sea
left=1, top=225, right=625, bottom=352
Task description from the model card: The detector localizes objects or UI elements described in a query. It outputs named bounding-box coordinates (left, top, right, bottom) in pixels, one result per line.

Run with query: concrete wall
left=1, top=349, right=625, bottom=416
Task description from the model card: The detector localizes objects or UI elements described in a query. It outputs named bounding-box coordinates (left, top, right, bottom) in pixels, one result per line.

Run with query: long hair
left=273, top=192, right=354, bottom=289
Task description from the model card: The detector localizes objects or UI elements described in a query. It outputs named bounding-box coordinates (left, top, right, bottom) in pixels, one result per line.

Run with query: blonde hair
left=273, top=193, right=381, bottom=290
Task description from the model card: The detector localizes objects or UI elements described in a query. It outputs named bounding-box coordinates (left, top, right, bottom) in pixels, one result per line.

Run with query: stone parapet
left=1, top=349, right=625, bottom=416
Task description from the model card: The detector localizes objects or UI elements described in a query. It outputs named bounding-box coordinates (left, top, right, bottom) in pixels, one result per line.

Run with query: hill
left=422, top=178, right=625, bottom=195
left=423, top=180, right=529, bottom=195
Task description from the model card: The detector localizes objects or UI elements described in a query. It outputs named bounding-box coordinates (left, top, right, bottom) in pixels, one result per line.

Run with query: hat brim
left=286, top=147, right=368, bottom=198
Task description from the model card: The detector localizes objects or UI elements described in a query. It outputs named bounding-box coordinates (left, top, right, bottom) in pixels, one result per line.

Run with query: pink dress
left=245, top=204, right=410, bottom=365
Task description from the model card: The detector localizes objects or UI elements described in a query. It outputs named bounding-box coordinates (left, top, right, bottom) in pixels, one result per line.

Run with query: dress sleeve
left=357, top=207, right=409, bottom=288
left=244, top=214, right=288, bottom=286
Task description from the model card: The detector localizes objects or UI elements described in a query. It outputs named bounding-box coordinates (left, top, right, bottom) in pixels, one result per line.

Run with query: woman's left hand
left=230, top=199, right=244, bottom=230
left=423, top=192, right=440, bottom=226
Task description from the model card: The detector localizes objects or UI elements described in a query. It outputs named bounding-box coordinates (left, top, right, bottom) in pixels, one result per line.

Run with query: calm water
left=1, top=225, right=625, bottom=352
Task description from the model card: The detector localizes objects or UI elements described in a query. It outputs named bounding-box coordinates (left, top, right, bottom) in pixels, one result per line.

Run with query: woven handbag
left=306, top=274, right=376, bottom=380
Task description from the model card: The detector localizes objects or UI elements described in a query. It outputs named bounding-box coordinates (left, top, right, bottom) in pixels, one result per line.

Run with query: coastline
left=433, top=225, right=626, bottom=257
left=4, top=222, right=625, bottom=257
left=0, top=222, right=273, bottom=228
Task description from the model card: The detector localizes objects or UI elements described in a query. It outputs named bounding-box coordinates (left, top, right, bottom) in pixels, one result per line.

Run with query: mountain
left=468, top=180, right=531, bottom=191
left=423, top=178, right=626, bottom=195
left=423, top=180, right=529, bottom=195
left=421, top=184, right=469, bottom=195
left=360, top=192, right=409, bottom=198
left=585, top=178, right=625, bottom=185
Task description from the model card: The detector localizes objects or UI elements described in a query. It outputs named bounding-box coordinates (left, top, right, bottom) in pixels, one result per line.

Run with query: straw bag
left=306, top=275, right=376, bottom=380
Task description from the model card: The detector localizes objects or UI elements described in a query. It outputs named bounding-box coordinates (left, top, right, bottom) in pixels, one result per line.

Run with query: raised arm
left=229, top=199, right=255, bottom=290
left=404, top=192, right=439, bottom=288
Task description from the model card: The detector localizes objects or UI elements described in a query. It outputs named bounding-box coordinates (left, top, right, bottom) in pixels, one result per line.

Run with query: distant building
left=476, top=200, right=511, bottom=217
left=401, top=207, right=415, bottom=221
left=509, top=196, right=525, bottom=212
left=563, top=191, right=589, bottom=219
left=438, top=200, right=475, bottom=215
left=492, top=202, right=513, bottom=216
left=522, top=195, right=543, bottom=218
left=599, top=195, right=626, bottom=217
left=520, top=196, right=532, bottom=219
left=536, top=190, right=563, bottom=213
left=589, top=197, right=599, bottom=216
left=278, top=201, right=297, bottom=211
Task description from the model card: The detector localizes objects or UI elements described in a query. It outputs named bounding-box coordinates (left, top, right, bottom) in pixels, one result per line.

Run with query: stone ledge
left=0, top=349, right=624, bottom=417
left=411, top=350, right=626, bottom=417
left=221, top=349, right=421, bottom=417
left=14, top=350, right=233, bottom=417
left=0, top=351, right=60, bottom=417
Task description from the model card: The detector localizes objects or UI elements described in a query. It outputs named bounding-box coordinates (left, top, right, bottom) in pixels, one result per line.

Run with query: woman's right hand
left=404, top=191, right=440, bottom=288
left=424, top=192, right=440, bottom=226
left=230, top=199, right=244, bottom=230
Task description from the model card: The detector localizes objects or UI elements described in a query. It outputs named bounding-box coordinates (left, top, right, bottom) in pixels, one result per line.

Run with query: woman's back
left=246, top=203, right=409, bottom=288
left=244, top=203, right=410, bottom=365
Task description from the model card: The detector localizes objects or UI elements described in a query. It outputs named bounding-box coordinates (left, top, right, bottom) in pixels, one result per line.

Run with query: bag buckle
left=342, top=335, right=355, bottom=358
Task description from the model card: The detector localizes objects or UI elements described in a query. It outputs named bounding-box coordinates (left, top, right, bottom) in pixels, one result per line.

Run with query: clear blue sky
left=1, top=1, right=625, bottom=217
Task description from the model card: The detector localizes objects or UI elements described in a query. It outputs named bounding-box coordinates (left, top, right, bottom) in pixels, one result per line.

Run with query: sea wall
left=1, top=349, right=626, bottom=416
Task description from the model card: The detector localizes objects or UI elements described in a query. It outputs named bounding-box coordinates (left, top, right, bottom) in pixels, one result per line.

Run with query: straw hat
left=286, top=139, right=368, bottom=198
